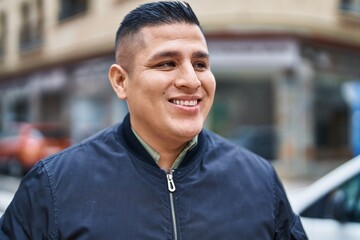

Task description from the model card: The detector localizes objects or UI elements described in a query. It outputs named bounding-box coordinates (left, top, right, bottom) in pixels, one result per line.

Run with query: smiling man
left=109, top=21, right=215, bottom=170
left=0, top=1, right=307, bottom=239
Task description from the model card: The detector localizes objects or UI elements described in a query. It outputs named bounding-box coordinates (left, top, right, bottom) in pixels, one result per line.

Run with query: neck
left=157, top=143, right=186, bottom=169
left=123, top=114, right=203, bottom=170
left=131, top=125, right=189, bottom=169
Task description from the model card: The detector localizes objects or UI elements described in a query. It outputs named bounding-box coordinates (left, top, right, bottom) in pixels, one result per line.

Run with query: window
left=0, top=12, right=6, bottom=58
left=19, top=0, right=44, bottom=51
left=11, top=98, right=29, bottom=122
left=35, top=0, right=44, bottom=42
left=19, top=2, right=32, bottom=50
left=210, top=79, right=278, bottom=160
left=302, top=173, right=360, bottom=223
left=339, top=0, right=360, bottom=17
left=59, top=0, right=88, bottom=21
left=314, top=75, right=350, bottom=159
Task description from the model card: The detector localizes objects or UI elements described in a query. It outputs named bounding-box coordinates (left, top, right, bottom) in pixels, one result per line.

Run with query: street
left=0, top=174, right=20, bottom=215
left=0, top=174, right=20, bottom=193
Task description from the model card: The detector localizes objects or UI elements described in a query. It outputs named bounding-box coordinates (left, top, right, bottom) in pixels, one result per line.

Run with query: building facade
left=0, top=0, right=359, bottom=177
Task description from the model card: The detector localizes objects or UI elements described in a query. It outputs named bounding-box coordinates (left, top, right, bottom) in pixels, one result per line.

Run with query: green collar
left=131, top=128, right=198, bottom=170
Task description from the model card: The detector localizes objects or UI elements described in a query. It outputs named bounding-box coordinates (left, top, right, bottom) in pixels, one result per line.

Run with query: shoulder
left=201, top=130, right=304, bottom=237
left=201, top=129, right=274, bottom=174
left=200, top=129, right=282, bottom=202
left=37, top=124, right=125, bottom=180
left=44, top=123, right=122, bottom=164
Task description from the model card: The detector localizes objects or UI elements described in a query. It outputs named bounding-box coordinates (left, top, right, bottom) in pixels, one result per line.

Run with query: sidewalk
left=281, top=178, right=312, bottom=192
left=273, top=159, right=346, bottom=192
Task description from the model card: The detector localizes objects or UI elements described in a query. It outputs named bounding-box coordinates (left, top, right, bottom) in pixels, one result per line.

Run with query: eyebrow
left=149, top=50, right=209, bottom=61
left=192, top=51, right=210, bottom=59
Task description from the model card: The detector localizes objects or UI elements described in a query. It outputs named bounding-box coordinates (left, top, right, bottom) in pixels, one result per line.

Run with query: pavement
left=0, top=175, right=20, bottom=216
left=273, top=158, right=348, bottom=193
left=0, top=189, right=14, bottom=215
left=281, top=178, right=312, bottom=193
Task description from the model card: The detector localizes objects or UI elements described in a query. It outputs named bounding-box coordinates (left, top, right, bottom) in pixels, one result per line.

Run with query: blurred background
left=0, top=0, right=359, bottom=181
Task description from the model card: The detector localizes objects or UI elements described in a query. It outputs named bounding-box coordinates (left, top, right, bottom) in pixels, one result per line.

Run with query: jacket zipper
left=166, top=170, right=177, bottom=240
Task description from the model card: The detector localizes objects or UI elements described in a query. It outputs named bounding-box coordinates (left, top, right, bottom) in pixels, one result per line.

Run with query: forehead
left=136, top=23, right=208, bottom=56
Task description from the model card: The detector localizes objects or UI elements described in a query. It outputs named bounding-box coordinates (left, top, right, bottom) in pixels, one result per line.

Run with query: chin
left=176, top=124, right=202, bottom=139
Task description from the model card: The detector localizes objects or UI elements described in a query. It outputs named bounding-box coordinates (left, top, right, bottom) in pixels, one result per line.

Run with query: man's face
left=111, top=23, right=216, bottom=147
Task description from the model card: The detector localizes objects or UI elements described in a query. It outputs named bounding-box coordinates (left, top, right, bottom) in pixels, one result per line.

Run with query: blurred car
left=289, top=155, right=360, bottom=240
left=0, top=122, right=71, bottom=176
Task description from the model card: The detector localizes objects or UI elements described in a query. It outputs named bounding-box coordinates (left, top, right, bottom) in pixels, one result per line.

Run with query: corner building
left=0, top=0, right=359, bottom=177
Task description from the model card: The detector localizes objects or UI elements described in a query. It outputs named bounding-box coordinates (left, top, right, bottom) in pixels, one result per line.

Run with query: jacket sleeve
left=272, top=169, right=308, bottom=240
left=0, top=161, right=57, bottom=240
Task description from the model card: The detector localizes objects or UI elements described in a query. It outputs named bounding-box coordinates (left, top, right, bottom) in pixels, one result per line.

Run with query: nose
left=174, top=63, right=201, bottom=90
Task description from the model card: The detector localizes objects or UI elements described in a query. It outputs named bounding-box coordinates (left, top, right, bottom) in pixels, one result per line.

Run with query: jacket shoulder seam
left=271, top=166, right=278, bottom=237
left=40, top=161, right=59, bottom=239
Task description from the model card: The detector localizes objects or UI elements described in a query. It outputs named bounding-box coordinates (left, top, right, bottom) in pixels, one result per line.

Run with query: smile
left=170, top=99, right=199, bottom=107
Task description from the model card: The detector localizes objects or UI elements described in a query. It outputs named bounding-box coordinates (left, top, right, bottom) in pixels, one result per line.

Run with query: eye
left=193, top=61, right=208, bottom=71
left=155, top=61, right=176, bottom=69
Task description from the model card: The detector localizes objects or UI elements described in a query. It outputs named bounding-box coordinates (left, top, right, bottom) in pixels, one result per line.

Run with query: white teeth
left=172, top=99, right=197, bottom=106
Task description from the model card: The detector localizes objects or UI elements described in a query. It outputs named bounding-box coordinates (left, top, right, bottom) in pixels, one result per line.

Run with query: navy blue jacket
left=0, top=114, right=307, bottom=239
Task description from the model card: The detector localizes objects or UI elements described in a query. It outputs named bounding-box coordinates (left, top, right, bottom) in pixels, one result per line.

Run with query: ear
left=109, top=64, right=128, bottom=99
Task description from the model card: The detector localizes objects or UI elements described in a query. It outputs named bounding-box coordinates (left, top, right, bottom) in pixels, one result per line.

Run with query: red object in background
left=0, top=123, right=71, bottom=176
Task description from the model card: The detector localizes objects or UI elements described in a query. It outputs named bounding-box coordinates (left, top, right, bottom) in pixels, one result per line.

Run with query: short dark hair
left=115, top=1, right=201, bottom=57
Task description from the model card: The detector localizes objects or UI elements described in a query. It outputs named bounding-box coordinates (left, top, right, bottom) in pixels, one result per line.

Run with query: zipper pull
left=166, top=170, right=176, bottom=192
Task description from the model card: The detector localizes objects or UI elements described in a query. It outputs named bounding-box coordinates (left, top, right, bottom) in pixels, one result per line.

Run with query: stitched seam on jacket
left=271, top=167, right=278, bottom=239
left=290, top=215, right=297, bottom=229
left=41, top=160, right=59, bottom=240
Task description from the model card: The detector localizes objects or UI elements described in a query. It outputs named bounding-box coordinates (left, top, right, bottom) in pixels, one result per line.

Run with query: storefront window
left=339, top=0, right=360, bottom=16
left=59, top=0, right=88, bottom=21
left=210, top=79, right=277, bottom=160
left=314, top=74, right=351, bottom=159
left=0, top=12, right=6, bottom=58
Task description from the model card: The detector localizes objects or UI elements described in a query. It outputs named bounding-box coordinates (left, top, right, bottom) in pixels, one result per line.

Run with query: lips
left=170, top=99, right=199, bottom=107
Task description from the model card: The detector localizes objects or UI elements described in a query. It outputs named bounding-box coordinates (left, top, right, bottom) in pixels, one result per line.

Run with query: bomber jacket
left=0, top=114, right=307, bottom=239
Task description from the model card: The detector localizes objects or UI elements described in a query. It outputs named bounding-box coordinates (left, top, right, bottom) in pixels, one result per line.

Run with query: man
left=0, top=1, right=307, bottom=239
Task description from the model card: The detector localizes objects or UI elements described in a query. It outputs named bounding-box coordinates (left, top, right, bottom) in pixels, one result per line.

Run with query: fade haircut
left=115, top=1, right=202, bottom=66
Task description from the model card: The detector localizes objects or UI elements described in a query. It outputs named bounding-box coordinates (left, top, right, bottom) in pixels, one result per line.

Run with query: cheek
left=133, top=79, right=168, bottom=102
left=128, top=73, right=154, bottom=91
left=142, top=72, right=174, bottom=93
left=202, top=73, right=216, bottom=94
